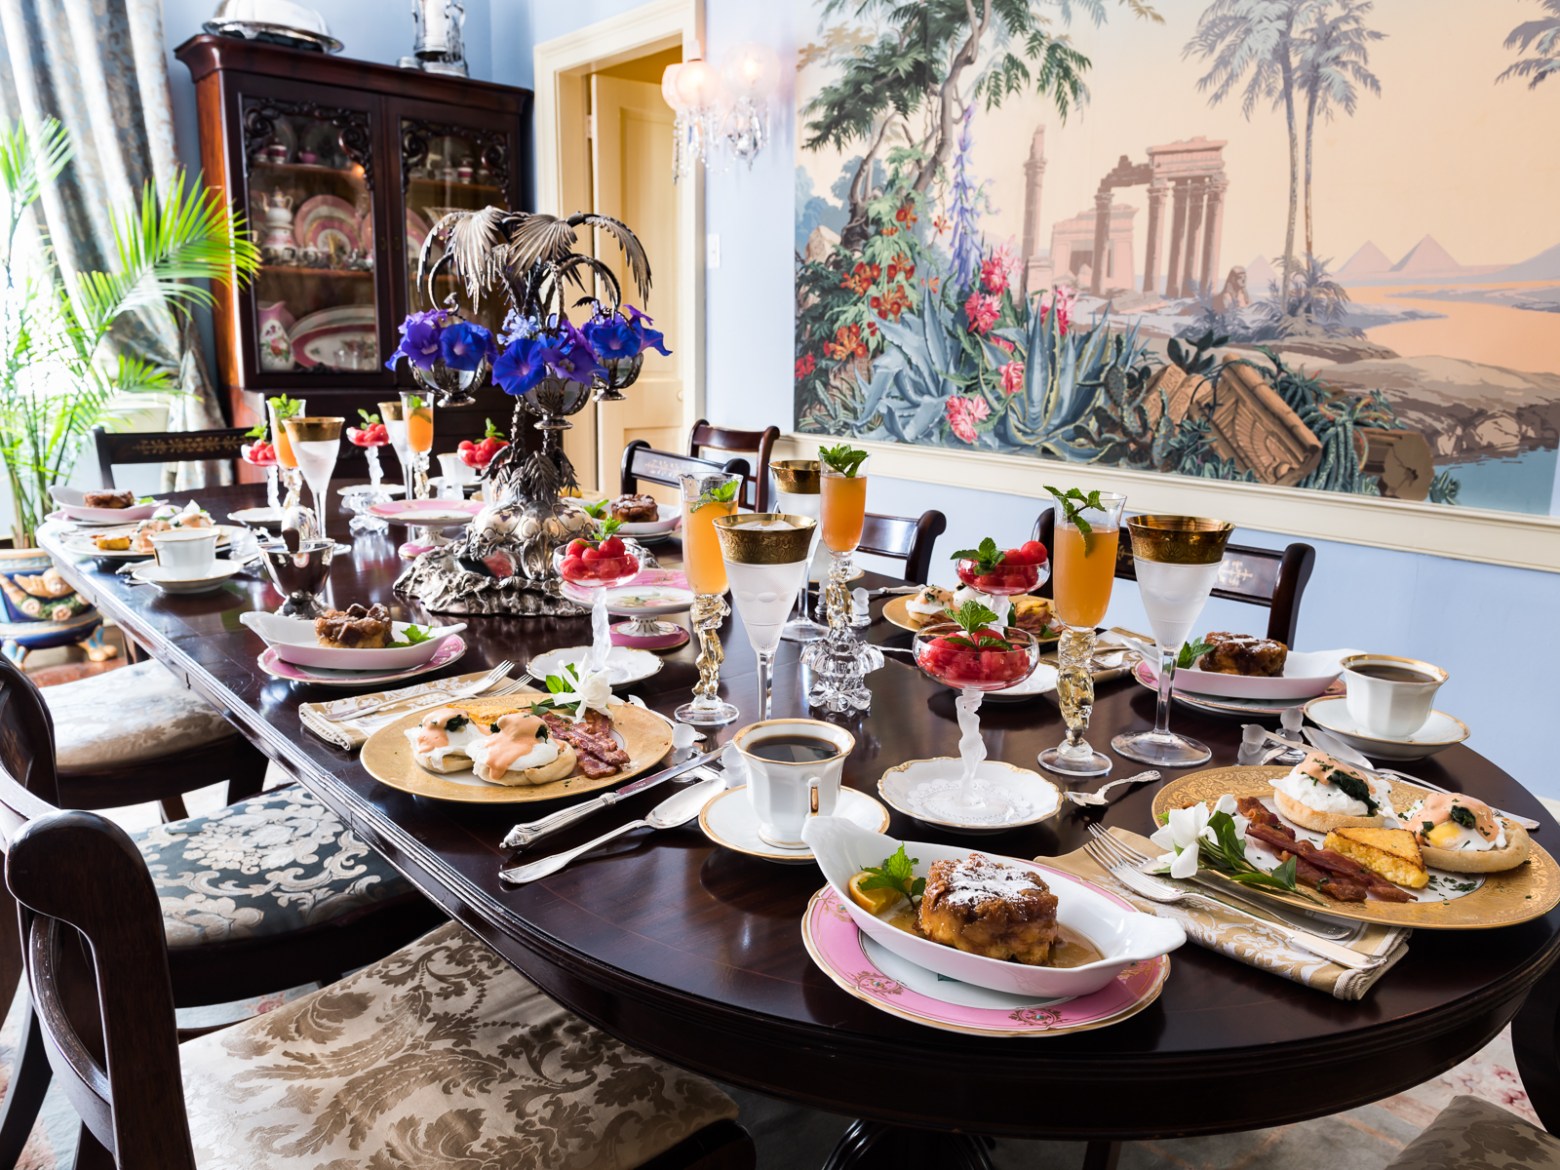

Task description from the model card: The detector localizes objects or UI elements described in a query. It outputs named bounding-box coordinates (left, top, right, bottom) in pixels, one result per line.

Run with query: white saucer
left=527, top=645, right=664, bottom=687
left=129, top=560, right=246, bottom=595
left=336, top=482, right=404, bottom=497
left=1303, top=696, right=1470, bottom=761
left=878, top=758, right=1063, bottom=834
left=699, top=786, right=890, bottom=863
left=228, top=506, right=284, bottom=531
left=982, top=661, right=1059, bottom=702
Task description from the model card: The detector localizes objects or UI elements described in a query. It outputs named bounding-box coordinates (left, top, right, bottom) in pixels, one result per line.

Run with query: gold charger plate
left=883, top=593, right=1062, bottom=640
left=360, top=693, right=674, bottom=804
left=1150, top=766, right=1560, bottom=930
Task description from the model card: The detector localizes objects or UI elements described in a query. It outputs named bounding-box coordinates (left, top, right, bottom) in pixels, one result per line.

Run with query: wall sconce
left=662, top=42, right=779, bottom=180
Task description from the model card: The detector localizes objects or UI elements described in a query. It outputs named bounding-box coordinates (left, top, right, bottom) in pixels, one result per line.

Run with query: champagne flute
left=267, top=395, right=305, bottom=508
left=283, top=417, right=344, bottom=542
left=715, top=512, right=817, bottom=720
left=772, top=460, right=826, bottom=642
left=819, top=454, right=868, bottom=624
left=1111, top=515, right=1233, bottom=768
left=675, top=470, right=742, bottom=727
left=378, top=399, right=410, bottom=500
left=1038, top=491, right=1126, bottom=778
left=399, top=390, right=435, bottom=500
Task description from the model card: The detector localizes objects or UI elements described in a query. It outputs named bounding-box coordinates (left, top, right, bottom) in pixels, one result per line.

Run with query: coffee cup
left=726, top=718, right=855, bottom=848
left=150, top=528, right=219, bottom=580
left=437, top=451, right=478, bottom=484
left=1341, top=654, right=1447, bottom=738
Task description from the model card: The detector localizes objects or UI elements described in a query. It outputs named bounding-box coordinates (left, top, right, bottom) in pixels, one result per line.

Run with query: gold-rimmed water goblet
left=714, top=512, right=818, bottom=720
left=282, top=416, right=344, bottom=543
left=1111, top=515, right=1234, bottom=768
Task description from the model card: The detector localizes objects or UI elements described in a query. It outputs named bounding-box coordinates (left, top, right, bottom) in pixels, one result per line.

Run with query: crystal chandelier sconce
left=661, top=42, right=780, bottom=180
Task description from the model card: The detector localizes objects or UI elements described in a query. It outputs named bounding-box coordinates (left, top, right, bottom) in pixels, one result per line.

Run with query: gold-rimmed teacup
left=1341, top=653, right=1447, bottom=739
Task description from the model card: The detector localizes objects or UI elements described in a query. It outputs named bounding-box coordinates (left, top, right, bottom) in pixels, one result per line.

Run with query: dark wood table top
left=40, top=484, right=1560, bottom=1141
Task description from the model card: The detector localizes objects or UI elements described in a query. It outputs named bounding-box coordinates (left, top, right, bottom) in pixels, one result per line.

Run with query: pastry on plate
left=609, top=493, right=660, bottom=523
left=904, top=584, right=953, bottom=628
left=405, top=706, right=577, bottom=786
left=315, top=603, right=392, bottom=649
left=1198, top=631, right=1288, bottom=676
left=1269, top=751, right=1391, bottom=832
left=1404, top=793, right=1531, bottom=873
left=918, top=853, right=1060, bottom=965
left=83, top=489, right=135, bottom=509
left=91, top=534, right=131, bottom=551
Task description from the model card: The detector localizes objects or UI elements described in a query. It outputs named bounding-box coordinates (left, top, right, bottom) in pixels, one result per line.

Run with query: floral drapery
left=0, top=0, right=230, bottom=488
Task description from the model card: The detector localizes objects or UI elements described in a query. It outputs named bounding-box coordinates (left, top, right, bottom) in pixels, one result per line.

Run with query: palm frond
left=568, top=213, right=652, bottom=301
left=420, top=205, right=516, bottom=305
left=502, top=214, right=581, bottom=274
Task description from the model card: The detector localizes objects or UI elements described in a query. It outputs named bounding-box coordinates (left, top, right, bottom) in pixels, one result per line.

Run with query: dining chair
left=1380, top=1095, right=1559, bottom=1168
left=1033, top=508, right=1316, bottom=647
left=92, top=424, right=250, bottom=489
left=859, top=509, right=948, bottom=585
left=621, top=441, right=751, bottom=503
left=687, top=420, right=780, bottom=512
left=2, top=812, right=756, bottom=1168
left=0, top=653, right=445, bottom=1167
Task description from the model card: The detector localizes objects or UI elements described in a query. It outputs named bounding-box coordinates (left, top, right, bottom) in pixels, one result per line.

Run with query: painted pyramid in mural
left=1391, top=235, right=1462, bottom=274
left=1338, top=240, right=1394, bottom=277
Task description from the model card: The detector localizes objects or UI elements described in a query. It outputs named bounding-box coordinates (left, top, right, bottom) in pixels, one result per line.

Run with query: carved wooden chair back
left=687, top=420, right=779, bottom=512
left=858, top=509, right=948, bottom=586
left=1033, top=508, right=1316, bottom=646
left=620, top=441, right=751, bottom=503
left=93, top=425, right=249, bottom=489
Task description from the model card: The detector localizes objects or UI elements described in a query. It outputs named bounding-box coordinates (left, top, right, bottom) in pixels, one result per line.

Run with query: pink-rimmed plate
left=296, top=194, right=360, bottom=252
left=368, top=497, right=482, bottom=526
left=801, top=884, right=1170, bottom=1037
left=258, top=634, right=466, bottom=688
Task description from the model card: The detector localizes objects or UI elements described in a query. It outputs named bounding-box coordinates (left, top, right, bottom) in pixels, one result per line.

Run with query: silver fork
left=1064, top=770, right=1160, bottom=807
left=1082, top=835, right=1378, bottom=970
left=324, top=660, right=515, bottom=722
left=1086, top=824, right=1355, bottom=940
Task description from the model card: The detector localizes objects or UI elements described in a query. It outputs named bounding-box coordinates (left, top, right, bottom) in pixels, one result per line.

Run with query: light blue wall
left=152, top=1, right=1560, bottom=795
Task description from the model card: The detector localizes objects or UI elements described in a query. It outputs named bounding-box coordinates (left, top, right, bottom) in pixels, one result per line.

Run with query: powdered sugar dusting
left=936, top=854, right=1048, bottom=908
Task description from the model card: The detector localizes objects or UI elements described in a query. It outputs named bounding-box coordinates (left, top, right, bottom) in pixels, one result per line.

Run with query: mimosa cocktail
left=818, top=444, right=869, bottom=626
left=682, top=480, right=739, bottom=595
left=675, top=471, right=743, bottom=727
left=1038, top=489, right=1126, bottom=778
left=267, top=395, right=305, bottom=509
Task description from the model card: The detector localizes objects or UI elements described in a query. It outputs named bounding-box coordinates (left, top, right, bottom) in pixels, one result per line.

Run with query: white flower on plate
left=550, top=667, right=615, bottom=722
left=1149, top=793, right=1247, bottom=880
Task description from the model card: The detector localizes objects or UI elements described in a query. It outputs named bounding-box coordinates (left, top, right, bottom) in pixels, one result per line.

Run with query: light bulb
left=674, top=57, right=722, bottom=109
left=660, top=63, right=684, bottom=110
left=723, top=43, right=780, bottom=98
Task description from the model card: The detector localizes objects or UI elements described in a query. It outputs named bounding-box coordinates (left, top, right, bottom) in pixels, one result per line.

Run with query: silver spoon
left=498, top=775, right=726, bottom=885
left=1065, top=769, right=1160, bottom=807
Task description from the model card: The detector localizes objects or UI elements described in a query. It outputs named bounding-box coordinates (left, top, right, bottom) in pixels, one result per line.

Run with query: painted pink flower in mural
left=991, top=335, right=1016, bottom=355
left=980, top=256, right=1009, bottom=295
left=1000, top=360, right=1025, bottom=395
left=946, top=394, right=990, bottom=443
left=1039, top=284, right=1077, bottom=338
left=964, top=292, right=1000, bottom=335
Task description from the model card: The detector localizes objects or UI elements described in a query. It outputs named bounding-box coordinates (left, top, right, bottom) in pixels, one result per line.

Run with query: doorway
left=534, top=0, right=704, bottom=496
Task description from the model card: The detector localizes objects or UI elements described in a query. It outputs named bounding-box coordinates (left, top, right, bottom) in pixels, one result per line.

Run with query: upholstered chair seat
left=1386, top=1096, right=1560, bottom=1169
left=135, top=786, right=413, bottom=948
left=181, top=920, right=739, bottom=1170
left=41, top=659, right=239, bottom=770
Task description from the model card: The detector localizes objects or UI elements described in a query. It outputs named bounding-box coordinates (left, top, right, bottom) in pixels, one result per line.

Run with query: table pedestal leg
left=822, top=1121, right=994, bottom=1170
left=1514, top=955, right=1560, bottom=1132
left=1082, top=1139, right=1122, bottom=1170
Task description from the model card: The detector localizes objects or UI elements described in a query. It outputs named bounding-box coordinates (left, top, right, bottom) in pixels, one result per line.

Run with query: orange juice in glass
left=401, top=391, right=434, bottom=453
left=267, top=395, right=305, bottom=470
left=675, top=471, right=743, bottom=727
left=1038, top=490, right=1126, bottom=779
left=817, top=446, right=869, bottom=626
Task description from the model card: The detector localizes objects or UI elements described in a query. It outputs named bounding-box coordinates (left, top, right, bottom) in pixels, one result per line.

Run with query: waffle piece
left=1199, top=631, right=1288, bottom=677
left=918, top=854, right=1060, bottom=965
left=315, top=603, right=392, bottom=649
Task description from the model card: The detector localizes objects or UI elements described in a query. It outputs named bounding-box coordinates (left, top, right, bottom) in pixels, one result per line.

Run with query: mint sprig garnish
left=357, top=408, right=380, bottom=425
left=404, top=393, right=426, bottom=411
left=857, top=843, right=925, bottom=905
left=950, top=535, right=1003, bottom=575
left=819, top=443, right=868, bottom=477
left=593, top=517, right=623, bottom=540
left=390, top=624, right=433, bottom=647
left=1045, top=485, right=1106, bottom=555
left=267, top=393, right=303, bottom=421
left=696, top=478, right=740, bottom=509
left=244, top=422, right=268, bottom=440
left=1177, top=637, right=1213, bottom=669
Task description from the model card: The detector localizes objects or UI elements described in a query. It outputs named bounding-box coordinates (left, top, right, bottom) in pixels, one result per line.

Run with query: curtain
left=0, top=0, right=231, bottom=489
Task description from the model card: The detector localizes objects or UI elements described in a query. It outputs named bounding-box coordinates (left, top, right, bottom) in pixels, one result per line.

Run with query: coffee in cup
left=727, top=718, right=855, bottom=848
left=149, top=528, right=219, bottom=580
left=1341, top=654, right=1447, bottom=738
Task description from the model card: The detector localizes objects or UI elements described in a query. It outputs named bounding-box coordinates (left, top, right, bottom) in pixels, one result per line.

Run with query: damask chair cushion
left=181, top=919, right=738, bottom=1170
left=41, top=658, right=239, bottom=770
left=1386, top=1096, right=1560, bottom=1169
left=136, top=786, right=413, bottom=949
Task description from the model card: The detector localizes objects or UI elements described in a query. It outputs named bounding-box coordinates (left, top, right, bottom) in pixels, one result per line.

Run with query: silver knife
left=1178, top=871, right=1357, bottom=939
left=500, top=745, right=726, bottom=850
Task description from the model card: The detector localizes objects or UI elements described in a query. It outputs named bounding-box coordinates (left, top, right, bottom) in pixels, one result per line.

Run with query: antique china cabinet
left=176, top=36, right=533, bottom=473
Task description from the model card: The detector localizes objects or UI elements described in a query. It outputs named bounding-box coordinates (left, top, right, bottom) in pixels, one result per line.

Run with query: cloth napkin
left=1045, top=828, right=1410, bottom=1001
left=299, top=670, right=528, bottom=750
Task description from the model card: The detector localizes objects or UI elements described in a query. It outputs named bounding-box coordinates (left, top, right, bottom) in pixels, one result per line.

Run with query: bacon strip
left=1241, top=807, right=1411, bottom=903
left=540, top=711, right=629, bottom=770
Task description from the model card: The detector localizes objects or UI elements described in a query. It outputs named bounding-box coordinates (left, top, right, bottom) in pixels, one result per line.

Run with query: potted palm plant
left=0, top=115, right=259, bottom=662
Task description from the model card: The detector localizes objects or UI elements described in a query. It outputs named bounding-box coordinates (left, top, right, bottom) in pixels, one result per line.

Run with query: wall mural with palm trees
left=794, top=0, right=1560, bottom=516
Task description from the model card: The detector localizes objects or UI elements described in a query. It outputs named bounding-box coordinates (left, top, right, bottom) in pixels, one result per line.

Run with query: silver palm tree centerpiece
left=390, top=208, right=667, bottom=615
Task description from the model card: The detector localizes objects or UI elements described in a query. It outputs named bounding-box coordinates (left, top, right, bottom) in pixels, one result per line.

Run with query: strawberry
left=560, top=555, right=586, bottom=579
left=567, top=538, right=589, bottom=557
left=599, top=535, right=625, bottom=557
left=581, top=546, right=602, bottom=565
left=1021, top=539, right=1049, bottom=565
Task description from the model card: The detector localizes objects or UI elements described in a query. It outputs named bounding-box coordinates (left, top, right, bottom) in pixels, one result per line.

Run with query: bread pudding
left=609, top=493, right=660, bottom=523
left=315, top=603, right=392, bottom=649
left=83, top=489, right=135, bottom=509
left=917, top=854, right=1060, bottom=965
left=1198, top=631, right=1288, bottom=677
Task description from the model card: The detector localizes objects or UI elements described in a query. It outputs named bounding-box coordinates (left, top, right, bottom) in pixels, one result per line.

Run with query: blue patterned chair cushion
left=182, top=920, right=738, bottom=1169
left=134, top=786, right=413, bottom=949
left=42, top=658, right=238, bottom=770
left=1386, top=1096, right=1560, bottom=1169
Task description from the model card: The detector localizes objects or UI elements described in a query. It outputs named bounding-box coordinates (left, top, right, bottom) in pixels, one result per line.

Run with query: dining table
left=37, top=482, right=1560, bottom=1170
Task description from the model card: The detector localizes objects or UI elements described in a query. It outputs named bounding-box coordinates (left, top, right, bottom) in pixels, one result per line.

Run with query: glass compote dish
left=950, top=536, right=1049, bottom=626
left=344, top=410, right=393, bottom=535
left=282, top=416, right=344, bottom=543
left=266, top=394, right=305, bottom=509
left=1112, top=515, right=1234, bottom=768
left=900, top=602, right=1046, bottom=830
left=675, top=470, right=741, bottom=727
left=714, top=512, right=817, bottom=720
left=772, top=460, right=826, bottom=643
left=240, top=431, right=281, bottom=512
left=555, top=524, right=644, bottom=677
left=1038, top=489, right=1127, bottom=778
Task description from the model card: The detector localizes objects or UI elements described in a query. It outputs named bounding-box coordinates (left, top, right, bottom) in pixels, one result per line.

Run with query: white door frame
left=534, top=0, right=705, bottom=488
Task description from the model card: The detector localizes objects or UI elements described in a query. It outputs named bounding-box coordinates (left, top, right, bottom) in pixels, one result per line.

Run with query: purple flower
left=385, top=309, right=448, bottom=371
left=440, top=321, right=495, bottom=371
left=622, top=305, right=672, bottom=356
left=541, top=337, right=607, bottom=386
left=583, top=313, right=641, bottom=362
left=492, top=336, right=549, bottom=396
